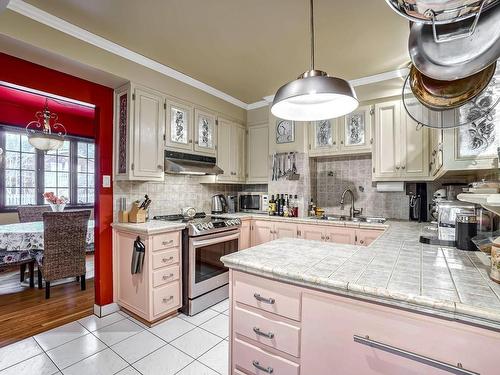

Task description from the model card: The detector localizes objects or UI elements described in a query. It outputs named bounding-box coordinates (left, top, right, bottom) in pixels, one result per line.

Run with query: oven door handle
left=191, top=232, right=240, bottom=248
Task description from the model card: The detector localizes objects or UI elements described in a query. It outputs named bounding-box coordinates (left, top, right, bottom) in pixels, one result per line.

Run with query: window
left=76, top=142, right=95, bottom=204
left=0, top=126, right=95, bottom=209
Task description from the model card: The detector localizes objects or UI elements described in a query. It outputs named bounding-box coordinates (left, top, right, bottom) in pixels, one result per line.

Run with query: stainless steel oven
left=184, top=227, right=240, bottom=315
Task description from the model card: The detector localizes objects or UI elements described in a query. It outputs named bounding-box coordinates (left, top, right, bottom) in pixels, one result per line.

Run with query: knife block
left=129, top=203, right=147, bottom=223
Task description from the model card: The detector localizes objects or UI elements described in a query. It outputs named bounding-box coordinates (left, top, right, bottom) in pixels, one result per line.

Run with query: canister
left=455, top=213, right=477, bottom=251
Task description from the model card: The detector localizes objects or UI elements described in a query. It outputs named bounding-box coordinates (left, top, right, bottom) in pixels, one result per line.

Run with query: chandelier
left=26, top=98, right=67, bottom=151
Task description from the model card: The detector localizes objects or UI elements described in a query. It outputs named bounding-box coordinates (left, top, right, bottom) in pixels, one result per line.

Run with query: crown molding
left=6, top=0, right=249, bottom=109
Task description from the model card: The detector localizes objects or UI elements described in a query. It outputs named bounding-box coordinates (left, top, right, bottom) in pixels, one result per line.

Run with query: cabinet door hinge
left=308, top=144, right=311, bottom=150
left=369, top=108, right=374, bottom=116
left=372, top=167, right=375, bottom=173
left=215, top=145, right=218, bottom=150
left=246, top=130, right=249, bottom=135
left=131, top=163, right=135, bottom=171
left=163, top=102, right=167, bottom=110
left=370, top=138, right=373, bottom=145
left=132, top=93, right=136, bottom=101
left=215, top=119, right=219, bottom=126
left=355, top=234, right=358, bottom=243
left=163, top=134, right=166, bottom=141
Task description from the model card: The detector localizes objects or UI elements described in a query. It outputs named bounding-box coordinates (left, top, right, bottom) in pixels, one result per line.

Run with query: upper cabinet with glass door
left=194, top=108, right=217, bottom=156
left=308, top=105, right=373, bottom=156
left=309, top=119, right=339, bottom=156
left=165, top=100, right=194, bottom=152
left=340, top=105, right=373, bottom=152
left=165, top=101, right=217, bottom=156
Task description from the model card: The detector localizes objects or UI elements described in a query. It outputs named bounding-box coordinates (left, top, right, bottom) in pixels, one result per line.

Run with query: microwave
left=238, top=192, right=269, bottom=213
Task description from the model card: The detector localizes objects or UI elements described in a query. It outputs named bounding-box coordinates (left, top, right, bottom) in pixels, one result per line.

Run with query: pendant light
left=271, top=0, right=359, bottom=121
left=25, top=98, right=67, bottom=151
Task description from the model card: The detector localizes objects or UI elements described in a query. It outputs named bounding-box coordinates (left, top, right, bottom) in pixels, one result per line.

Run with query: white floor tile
left=46, top=333, right=106, bottom=369
left=78, top=312, right=126, bottom=332
left=111, top=330, right=165, bottom=364
left=210, top=299, right=229, bottom=313
left=0, top=337, right=42, bottom=371
left=200, top=314, right=229, bottom=338
left=92, top=319, right=143, bottom=346
left=133, top=345, right=192, bottom=375
left=170, top=327, right=222, bottom=358
left=62, top=348, right=128, bottom=375
left=198, top=341, right=229, bottom=375
left=175, top=360, right=219, bottom=375
left=0, top=353, right=58, bottom=375
left=115, top=367, right=141, bottom=375
left=34, top=321, right=88, bottom=351
left=148, top=317, right=195, bottom=342
left=178, top=309, right=219, bottom=326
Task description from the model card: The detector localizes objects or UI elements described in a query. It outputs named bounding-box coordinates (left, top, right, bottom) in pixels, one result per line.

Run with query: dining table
left=0, top=220, right=95, bottom=252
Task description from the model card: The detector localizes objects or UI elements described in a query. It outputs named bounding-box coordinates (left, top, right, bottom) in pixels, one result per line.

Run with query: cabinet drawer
left=234, top=272, right=301, bottom=321
left=153, top=265, right=180, bottom=288
left=153, top=282, right=180, bottom=316
left=152, top=231, right=180, bottom=251
left=234, top=306, right=300, bottom=357
left=152, top=248, right=179, bottom=270
left=234, top=338, right=299, bottom=375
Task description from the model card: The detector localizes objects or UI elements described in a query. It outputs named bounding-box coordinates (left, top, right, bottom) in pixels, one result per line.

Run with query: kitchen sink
left=319, top=215, right=386, bottom=224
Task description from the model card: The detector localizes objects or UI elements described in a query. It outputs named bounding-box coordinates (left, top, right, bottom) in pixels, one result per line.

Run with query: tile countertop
left=111, top=220, right=186, bottom=235
left=212, top=212, right=389, bottom=230
left=221, top=220, right=500, bottom=330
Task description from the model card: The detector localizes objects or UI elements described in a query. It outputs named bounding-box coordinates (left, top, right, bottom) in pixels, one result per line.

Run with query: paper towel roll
left=376, top=181, right=405, bottom=192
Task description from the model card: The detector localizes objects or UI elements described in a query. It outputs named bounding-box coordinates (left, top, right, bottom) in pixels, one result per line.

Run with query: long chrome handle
left=253, top=327, right=275, bottom=339
left=253, top=293, right=275, bottom=304
left=353, top=335, right=478, bottom=375
left=252, top=360, right=273, bottom=374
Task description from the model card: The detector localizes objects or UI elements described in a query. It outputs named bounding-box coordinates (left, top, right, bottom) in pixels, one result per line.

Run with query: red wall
left=0, top=52, right=115, bottom=306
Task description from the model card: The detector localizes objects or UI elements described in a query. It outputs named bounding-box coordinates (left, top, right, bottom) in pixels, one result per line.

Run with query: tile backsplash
left=315, top=155, right=410, bottom=220
left=113, top=175, right=266, bottom=218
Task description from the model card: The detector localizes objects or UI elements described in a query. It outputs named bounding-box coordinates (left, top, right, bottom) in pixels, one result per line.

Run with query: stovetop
left=153, top=212, right=241, bottom=236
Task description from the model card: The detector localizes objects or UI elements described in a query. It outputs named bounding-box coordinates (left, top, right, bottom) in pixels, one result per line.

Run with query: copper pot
left=409, top=62, right=496, bottom=109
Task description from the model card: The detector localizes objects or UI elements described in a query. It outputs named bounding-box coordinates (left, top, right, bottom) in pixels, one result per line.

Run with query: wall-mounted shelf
left=457, top=193, right=500, bottom=216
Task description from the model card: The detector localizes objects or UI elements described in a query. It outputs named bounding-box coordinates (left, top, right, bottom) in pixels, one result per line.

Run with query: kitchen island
left=221, top=220, right=500, bottom=375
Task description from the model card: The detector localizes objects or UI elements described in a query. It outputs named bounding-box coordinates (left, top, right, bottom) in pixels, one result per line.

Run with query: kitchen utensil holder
left=271, top=151, right=300, bottom=181
left=129, top=202, right=147, bottom=223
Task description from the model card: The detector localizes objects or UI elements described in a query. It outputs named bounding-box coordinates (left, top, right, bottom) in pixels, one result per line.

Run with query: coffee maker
left=407, top=183, right=427, bottom=222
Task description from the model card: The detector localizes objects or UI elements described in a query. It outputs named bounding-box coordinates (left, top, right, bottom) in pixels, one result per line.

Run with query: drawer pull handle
left=162, top=256, right=174, bottom=263
left=162, top=239, right=174, bottom=246
left=162, top=273, right=174, bottom=280
left=162, top=296, right=174, bottom=303
left=253, top=293, right=275, bottom=304
left=252, top=360, right=273, bottom=374
left=353, top=335, right=478, bottom=375
left=253, top=327, right=275, bottom=339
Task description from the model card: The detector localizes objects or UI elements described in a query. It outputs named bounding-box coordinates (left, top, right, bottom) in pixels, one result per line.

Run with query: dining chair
left=17, top=205, right=51, bottom=282
left=37, top=210, right=91, bottom=299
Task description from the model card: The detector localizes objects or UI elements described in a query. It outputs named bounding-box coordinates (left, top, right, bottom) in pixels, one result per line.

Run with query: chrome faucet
left=340, top=188, right=362, bottom=219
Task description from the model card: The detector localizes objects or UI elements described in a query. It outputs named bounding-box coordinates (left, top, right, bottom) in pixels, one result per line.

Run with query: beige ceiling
left=24, top=0, right=410, bottom=104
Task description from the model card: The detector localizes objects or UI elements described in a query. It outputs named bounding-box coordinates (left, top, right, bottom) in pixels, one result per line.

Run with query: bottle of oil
left=268, top=195, right=276, bottom=216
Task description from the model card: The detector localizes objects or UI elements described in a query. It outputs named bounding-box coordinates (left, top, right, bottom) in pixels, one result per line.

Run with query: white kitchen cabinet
left=165, top=99, right=194, bottom=152
left=373, top=99, right=429, bottom=181
left=429, top=112, right=444, bottom=177
left=216, top=118, right=246, bottom=183
left=339, top=105, right=373, bottom=153
left=246, top=124, right=269, bottom=183
left=308, top=105, right=372, bottom=157
left=194, top=108, right=217, bottom=156
left=309, top=119, right=339, bottom=156
left=438, top=109, right=499, bottom=174
left=114, top=83, right=165, bottom=181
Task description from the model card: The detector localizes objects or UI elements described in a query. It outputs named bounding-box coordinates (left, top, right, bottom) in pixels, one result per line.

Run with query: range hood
left=164, top=150, right=223, bottom=175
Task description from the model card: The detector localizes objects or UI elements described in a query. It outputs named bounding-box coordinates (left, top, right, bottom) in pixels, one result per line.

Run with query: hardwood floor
left=0, top=256, right=95, bottom=347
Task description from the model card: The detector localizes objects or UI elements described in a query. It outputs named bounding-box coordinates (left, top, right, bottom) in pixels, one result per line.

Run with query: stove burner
left=153, top=212, right=241, bottom=236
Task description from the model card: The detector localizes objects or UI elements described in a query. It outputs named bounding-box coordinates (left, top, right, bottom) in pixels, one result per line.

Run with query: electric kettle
left=211, top=194, right=228, bottom=214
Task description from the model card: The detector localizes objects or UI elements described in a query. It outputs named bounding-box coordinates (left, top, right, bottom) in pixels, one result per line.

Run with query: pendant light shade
left=25, top=98, right=67, bottom=151
left=271, top=0, right=358, bottom=121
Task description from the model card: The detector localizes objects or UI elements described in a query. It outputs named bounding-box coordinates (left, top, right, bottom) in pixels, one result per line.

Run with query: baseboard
left=93, top=302, right=120, bottom=317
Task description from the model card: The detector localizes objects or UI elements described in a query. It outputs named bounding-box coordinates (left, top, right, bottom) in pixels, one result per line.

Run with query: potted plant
left=43, top=192, right=68, bottom=212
